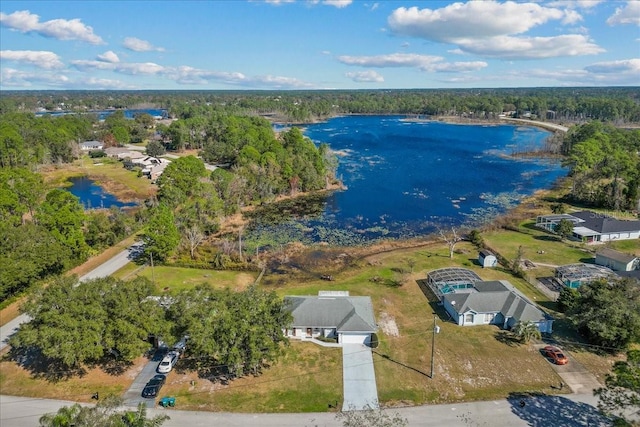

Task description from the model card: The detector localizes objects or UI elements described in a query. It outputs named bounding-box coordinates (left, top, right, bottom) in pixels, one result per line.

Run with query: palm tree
left=39, top=404, right=83, bottom=427
left=512, top=321, right=541, bottom=343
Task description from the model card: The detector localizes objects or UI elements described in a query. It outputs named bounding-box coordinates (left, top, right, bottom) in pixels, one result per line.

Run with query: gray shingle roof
left=444, top=280, right=547, bottom=323
left=284, top=296, right=377, bottom=333
left=571, top=211, right=640, bottom=234
left=596, top=248, right=638, bottom=264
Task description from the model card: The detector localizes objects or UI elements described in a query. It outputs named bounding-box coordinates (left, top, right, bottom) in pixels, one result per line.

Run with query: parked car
left=542, top=345, right=569, bottom=365
left=157, top=351, right=179, bottom=374
left=142, top=374, right=166, bottom=398
left=173, top=335, right=189, bottom=355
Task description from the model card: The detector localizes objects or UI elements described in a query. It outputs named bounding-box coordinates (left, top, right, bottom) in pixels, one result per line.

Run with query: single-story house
left=143, top=161, right=170, bottom=181
left=555, top=263, right=615, bottom=288
left=104, top=147, right=131, bottom=158
left=118, top=150, right=146, bottom=160
left=595, top=248, right=639, bottom=272
left=536, top=211, right=640, bottom=244
left=131, top=156, right=167, bottom=168
left=442, top=280, right=553, bottom=333
left=478, top=250, right=497, bottom=268
left=80, top=140, right=104, bottom=151
left=283, top=291, right=377, bottom=345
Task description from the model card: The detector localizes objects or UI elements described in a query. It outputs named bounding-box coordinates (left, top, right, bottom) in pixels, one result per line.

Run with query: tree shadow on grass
left=6, top=346, right=86, bottom=381
left=508, top=392, right=611, bottom=426
left=372, top=350, right=430, bottom=378
left=494, top=330, right=521, bottom=347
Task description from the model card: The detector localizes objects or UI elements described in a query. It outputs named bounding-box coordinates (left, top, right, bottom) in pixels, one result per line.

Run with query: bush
left=89, top=150, right=106, bottom=158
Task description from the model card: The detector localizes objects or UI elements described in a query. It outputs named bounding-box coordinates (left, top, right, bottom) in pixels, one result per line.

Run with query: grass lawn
left=161, top=341, right=343, bottom=412
left=0, top=355, right=145, bottom=402
left=114, top=265, right=258, bottom=294
left=482, top=220, right=593, bottom=267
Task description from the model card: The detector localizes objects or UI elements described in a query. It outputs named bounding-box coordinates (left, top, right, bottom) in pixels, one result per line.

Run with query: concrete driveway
left=536, top=344, right=602, bottom=394
left=342, top=344, right=378, bottom=411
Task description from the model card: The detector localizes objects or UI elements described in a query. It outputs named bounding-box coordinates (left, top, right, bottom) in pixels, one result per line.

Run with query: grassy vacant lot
left=0, top=355, right=146, bottom=402
left=114, top=264, right=258, bottom=294
left=161, top=341, right=343, bottom=412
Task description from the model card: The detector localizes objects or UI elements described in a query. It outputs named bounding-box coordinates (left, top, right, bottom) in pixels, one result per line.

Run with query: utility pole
left=430, top=313, right=439, bottom=378
left=150, top=251, right=155, bottom=286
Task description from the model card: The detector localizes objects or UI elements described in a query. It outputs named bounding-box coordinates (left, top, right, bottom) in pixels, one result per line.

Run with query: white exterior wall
left=600, top=231, right=640, bottom=243
left=443, top=299, right=462, bottom=325
left=339, top=333, right=370, bottom=345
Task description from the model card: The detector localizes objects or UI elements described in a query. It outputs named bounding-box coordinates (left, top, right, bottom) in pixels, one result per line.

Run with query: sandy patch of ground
left=378, top=312, right=400, bottom=337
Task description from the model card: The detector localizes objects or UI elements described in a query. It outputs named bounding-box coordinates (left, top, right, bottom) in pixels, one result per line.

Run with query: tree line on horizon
left=1, top=86, right=639, bottom=124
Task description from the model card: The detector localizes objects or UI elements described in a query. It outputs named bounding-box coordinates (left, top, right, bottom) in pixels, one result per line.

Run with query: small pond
left=66, top=176, right=137, bottom=210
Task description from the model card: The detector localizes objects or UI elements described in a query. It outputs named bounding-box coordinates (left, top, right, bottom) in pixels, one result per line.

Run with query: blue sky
left=0, top=0, right=638, bottom=90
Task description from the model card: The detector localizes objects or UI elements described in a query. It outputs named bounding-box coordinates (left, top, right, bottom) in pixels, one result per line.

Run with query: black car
left=141, top=374, right=166, bottom=398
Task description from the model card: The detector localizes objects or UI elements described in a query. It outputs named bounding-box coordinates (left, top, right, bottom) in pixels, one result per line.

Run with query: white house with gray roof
left=283, top=292, right=377, bottom=345
left=441, top=280, right=553, bottom=333
left=595, top=248, right=639, bottom=272
left=536, top=211, right=640, bottom=244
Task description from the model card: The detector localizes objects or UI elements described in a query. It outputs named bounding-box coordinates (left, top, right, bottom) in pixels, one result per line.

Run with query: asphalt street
left=0, top=392, right=614, bottom=427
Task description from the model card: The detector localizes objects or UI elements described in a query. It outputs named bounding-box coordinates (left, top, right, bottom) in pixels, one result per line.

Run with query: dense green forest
left=2, top=87, right=639, bottom=123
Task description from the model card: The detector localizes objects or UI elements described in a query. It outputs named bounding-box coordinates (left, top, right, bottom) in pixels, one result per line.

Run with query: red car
left=542, top=345, right=569, bottom=365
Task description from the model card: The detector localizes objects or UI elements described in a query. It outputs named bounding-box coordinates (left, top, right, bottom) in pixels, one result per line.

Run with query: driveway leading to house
left=122, top=349, right=167, bottom=409
left=535, top=344, right=602, bottom=394
left=342, top=344, right=379, bottom=411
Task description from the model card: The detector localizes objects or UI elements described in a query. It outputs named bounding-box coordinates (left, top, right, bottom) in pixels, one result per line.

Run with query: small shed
left=478, top=250, right=497, bottom=268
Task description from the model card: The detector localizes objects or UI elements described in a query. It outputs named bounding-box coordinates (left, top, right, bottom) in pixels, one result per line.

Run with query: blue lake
left=66, top=176, right=137, bottom=210
left=248, top=116, right=567, bottom=245
left=36, top=108, right=168, bottom=120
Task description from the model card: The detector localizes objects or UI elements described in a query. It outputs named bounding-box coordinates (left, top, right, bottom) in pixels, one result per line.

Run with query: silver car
left=157, top=351, right=179, bottom=374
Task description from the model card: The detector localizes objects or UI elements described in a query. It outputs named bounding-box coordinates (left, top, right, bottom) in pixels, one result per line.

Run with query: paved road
left=342, top=344, right=378, bottom=410
left=0, top=392, right=614, bottom=427
left=498, top=117, right=570, bottom=132
left=0, top=243, right=141, bottom=352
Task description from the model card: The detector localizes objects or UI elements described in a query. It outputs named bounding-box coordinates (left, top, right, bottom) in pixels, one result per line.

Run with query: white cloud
left=0, top=10, right=104, bottom=44
left=321, top=0, right=352, bottom=8
left=388, top=2, right=564, bottom=41
left=345, top=70, right=384, bottom=82
left=607, top=1, right=640, bottom=26
left=338, top=53, right=442, bottom=68
left=562, top=9, right=583, bottom=24
left=97, top=51, right=119, bottom=63
left=72, top=59, right=165, bottom=75
left=165, top=66, right=314, bottom=88
left=337, top=53, right=487, bottom=72
left=0, top=50, right=64, bottom=69
left=123, top=37, right=165, bottom=52
left=455, top=34, right=604, bottom=59
left=584, top=58, right=640, bottom=74
left=0, top=67, right=70, bottom=87
left=545, top=1, right=603, bottom=9
left=525, top=58, right=640, bottom=85
left=386, top=2, right=606, bottom=59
